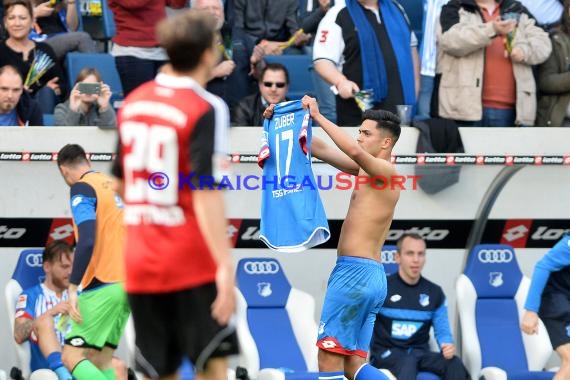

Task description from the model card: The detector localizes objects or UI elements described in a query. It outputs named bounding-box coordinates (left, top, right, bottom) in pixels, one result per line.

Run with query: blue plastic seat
left=65, top=52, right=124, bottom=109
left=456, top=244, right=555, bottom=379
left=264, top=55, right=315, bottom=100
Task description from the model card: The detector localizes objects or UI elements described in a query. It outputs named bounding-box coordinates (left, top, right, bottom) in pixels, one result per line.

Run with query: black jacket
left=16, top=91, right=43, bottom=126
left=231, top=93, right=266, bottom=126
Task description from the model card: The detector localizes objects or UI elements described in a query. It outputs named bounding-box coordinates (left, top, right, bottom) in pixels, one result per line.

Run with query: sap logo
left=503, top=224, right=529, bottom=242
left=257, top=282, right=272, bottom=297
left=532, top=227, right=570, bottom=241
left=0, top=226, right=26, bottom=239
left=386, top=227, right=449, bottom=241
left=391, top=321, right=423, bottom=339
left=489, top=272, right=503, bottom=287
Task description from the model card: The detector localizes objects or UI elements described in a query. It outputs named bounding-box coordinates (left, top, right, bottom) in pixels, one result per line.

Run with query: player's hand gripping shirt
left=258, top=100, right=330, bottom=252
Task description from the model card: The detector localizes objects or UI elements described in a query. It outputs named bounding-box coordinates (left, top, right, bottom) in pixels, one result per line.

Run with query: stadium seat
left=456, top=245, right=554, bottom=380
left=65, top=52, right=124, bottom=109
left=80, top=0, right=115, bottom=44
left=234, top=257, right=395, bottom=380
left=264, top=55, right=315, bottom=100
left=381, top=245, right=399, bottom=276
left=4, top=249, right=48, bottom=380
left=43, top=114, right=54, bottom=127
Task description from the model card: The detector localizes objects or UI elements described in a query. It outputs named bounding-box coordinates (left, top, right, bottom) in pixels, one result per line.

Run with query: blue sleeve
left=433, top=298, right=453, bottom=348
left=69, top=183, right=97, bottom=285
left=70, top=182, right=96, bottom=225
left=525, top=235, right=570, bottom=312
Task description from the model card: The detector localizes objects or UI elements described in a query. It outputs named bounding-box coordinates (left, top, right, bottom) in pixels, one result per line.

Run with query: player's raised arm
left=302, top=96, right=397, bottom=179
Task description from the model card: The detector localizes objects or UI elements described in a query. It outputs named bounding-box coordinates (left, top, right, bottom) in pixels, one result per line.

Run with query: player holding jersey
left=112, top=10, right=237, bottom=380
left=265, top=96, right=399, bottom=380
left=57, top=143, right=130, bottom=380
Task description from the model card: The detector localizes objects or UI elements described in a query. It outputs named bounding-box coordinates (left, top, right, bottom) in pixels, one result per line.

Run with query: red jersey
left=113, top=73, right=230, bottom=293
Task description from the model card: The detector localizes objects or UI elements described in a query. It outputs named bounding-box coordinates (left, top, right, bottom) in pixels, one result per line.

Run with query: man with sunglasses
left=231, top=62, right=289, bottom=126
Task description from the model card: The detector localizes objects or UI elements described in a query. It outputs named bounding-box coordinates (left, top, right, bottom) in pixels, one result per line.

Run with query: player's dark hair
left=43, top=239, right=73, bottom=263
left=156, top=9, right=218, bottom=72
left=396, top=233, right=424, bottom=253
left=362, top=109, right=401, bottom=143
left=261, top=62, right=290, bottom=84
left=57, top=144, right=88, bottom=167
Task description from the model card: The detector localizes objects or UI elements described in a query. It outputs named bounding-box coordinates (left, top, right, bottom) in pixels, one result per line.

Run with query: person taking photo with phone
left=54, top=68, right=116, bottom=128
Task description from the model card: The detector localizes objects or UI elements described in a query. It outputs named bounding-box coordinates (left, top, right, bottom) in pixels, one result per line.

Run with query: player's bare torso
left=337, top=170, right=400, bottom=262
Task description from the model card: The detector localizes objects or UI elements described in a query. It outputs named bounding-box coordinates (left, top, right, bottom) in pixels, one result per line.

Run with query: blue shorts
left=317, top=256, right=387, bottom=357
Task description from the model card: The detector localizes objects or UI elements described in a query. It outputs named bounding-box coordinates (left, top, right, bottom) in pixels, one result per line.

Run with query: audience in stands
left=417, top=0, right=447, bottom=120
left=313, top=0, right=420, bottom=126
left=231, top=0, right=309, bottom=103
left=370, top=233, right=469, bottom=380
left=231, top=62, right=289, bottom=126
left=518, top=0, right=563, bottom=31
left=108, top=0, right=186, bottom=97
left=435, top=0, right=551, bottom=127
left=191, top=0, right=241, bottom=109
left=0, top=0, right=66, bottom=114
left=300, top=0, right=337, bottom=122
left=536, top=0, right=570, bottom=127
left=54, top=67, right=116, bottom=128
left=30, top=0, right=97, bottom=60
left=0, top=64, right=43, bottom=126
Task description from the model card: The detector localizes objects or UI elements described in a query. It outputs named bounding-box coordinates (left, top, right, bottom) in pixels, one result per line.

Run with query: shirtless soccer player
left=266, top=96, right=399, bottom=380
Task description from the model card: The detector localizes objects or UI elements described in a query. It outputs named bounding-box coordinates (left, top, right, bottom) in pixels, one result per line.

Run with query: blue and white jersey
left=258, top=100, right=330, bottom=252
left=14, top=284, right=69, bottom=371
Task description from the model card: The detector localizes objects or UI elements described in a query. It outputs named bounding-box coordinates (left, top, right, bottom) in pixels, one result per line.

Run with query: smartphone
left=77, top=82, right=101, bottom=95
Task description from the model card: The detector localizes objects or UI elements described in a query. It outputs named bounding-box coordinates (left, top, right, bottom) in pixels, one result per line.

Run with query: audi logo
left=25, top=253, right=43, bottom=268
left=477, top=249, right=513, bottom=264
left=243, top=261, right=279, bottom=275
left=381, top=249, right=397, bottom=264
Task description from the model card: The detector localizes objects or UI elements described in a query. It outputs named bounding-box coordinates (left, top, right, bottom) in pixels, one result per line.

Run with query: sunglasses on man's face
left=263, top=81, right=286, bottom=88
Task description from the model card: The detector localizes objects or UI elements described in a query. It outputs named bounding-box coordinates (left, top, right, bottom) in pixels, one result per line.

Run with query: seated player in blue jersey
left=369, top=233, right=469, bottom=380
left=522, top=234, right=570, bottom=380
left=13, top=240, right=129, bottom=380
left=265, top=96, right=403, bottom=380
left=14, top=240, right=75, bottom=380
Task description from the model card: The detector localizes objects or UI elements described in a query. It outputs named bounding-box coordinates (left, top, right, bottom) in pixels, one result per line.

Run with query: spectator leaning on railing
left=435, top=0, right=551, bottom=127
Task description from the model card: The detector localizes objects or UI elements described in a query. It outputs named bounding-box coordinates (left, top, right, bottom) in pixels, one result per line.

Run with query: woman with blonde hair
left=54, top=68, right=116, bottom=128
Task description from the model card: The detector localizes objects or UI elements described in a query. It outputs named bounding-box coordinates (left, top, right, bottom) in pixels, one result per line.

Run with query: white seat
left=456, top=244, right=554, bottom=380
